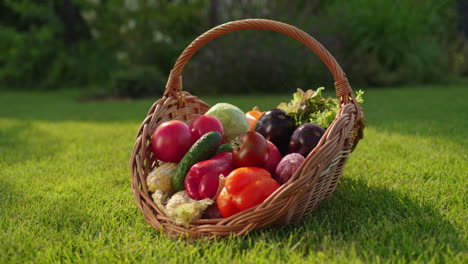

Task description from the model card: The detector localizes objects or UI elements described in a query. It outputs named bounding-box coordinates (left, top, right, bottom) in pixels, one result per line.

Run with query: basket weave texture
left=130, top=19, right=364, bottom=238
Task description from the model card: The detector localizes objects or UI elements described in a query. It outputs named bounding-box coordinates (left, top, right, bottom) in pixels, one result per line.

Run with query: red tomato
left=232, top=131, right=269, bottom=167
left=245, top=107, right=263, bottom=131
left=216, top=167, right=280, bottom=218
left=151, top=120, right=193, bottom=162
left=190, top=115, right=224, bottom=141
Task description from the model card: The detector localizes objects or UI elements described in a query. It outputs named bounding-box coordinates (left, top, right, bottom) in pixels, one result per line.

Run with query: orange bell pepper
left=216, top=167, right=280, bottom=218
left=245, top=107, right=264, bottom=131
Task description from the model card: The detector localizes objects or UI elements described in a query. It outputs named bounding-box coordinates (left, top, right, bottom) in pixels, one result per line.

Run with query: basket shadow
left=240, top=177, right=464, bottom=260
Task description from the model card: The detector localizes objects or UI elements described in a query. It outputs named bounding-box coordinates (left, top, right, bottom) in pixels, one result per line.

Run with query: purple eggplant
left=288, top=123, right=325, bottom=157
left=254, top=109, right=296, bottom=155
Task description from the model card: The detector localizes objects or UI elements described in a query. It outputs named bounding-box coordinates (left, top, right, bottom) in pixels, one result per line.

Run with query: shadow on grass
left=0, top=122, right=63, bottom=165
left=236, top=177, right=465, bottom=261
left=0, top=91, right=152, bottom=123
left=2, top=87, right=466, bottom=148
left=0, top=91, right=287, bottom=123
left=359, top=86, right=467, bottom=145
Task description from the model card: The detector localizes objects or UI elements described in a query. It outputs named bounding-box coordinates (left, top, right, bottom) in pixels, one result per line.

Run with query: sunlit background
left=0, top=0, right=466, bottom=97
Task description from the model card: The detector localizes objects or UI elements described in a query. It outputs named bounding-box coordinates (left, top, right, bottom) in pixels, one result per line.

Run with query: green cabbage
left=205, top=103, right=249, bottom=141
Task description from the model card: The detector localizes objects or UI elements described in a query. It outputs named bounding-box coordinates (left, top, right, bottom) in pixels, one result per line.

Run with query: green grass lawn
left=0, top=84, right=466, bottom=263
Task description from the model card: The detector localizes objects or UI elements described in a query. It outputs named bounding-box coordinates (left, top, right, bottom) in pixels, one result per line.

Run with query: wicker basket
left=130, top=19, right=364, bottom=238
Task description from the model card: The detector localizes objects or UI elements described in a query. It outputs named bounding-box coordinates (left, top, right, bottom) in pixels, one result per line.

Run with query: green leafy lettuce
left=277, top=88, right=364, bottom=129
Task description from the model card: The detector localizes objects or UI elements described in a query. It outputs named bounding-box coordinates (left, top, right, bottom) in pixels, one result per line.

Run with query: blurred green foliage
left=0, top=0, right=206, bottom=92
left=0, top=0, right=116, bottom=89
left=112, top=66, right=165, bottom=98
left=186, top=0, right=462, bottom=94
left=322, top=0, right=458, bottom=86
left=0, top=0, right=464, bottom=95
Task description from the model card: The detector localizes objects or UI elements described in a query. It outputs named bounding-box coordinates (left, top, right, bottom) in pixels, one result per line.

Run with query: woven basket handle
left=164, top=18, right=353, bottom=104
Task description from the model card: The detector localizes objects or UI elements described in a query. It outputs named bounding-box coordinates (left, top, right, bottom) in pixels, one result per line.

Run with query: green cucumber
left=172, top=131, right=223, bottom=191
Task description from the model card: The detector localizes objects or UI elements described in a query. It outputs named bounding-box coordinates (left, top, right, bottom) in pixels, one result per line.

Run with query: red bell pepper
left=184, top=152, right=234, bottom=200
left=216, top=167, right=280, bottom=218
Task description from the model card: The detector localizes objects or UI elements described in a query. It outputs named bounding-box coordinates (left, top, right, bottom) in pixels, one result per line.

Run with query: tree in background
left=54, top=0, right=91, bottom=45
left=455, top=0, right=468, bottom=76
left=459, top=0, right=467, bottom=38
left=184, top=0, right=460, bottom=94
left=0, top=0, right=206, bottom=92
left=0, top=0, right=117, bottom=89
left=76, top=0, right=207, bottom=97
left=0, top=0, right=463, bottom=93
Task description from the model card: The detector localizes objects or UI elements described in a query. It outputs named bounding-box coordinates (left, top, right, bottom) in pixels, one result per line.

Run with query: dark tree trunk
left=210, top=0, right=219, bottom=27
left=459, top=0, right=468, bottom=38
left=54, top=0, right=91, bottom=45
